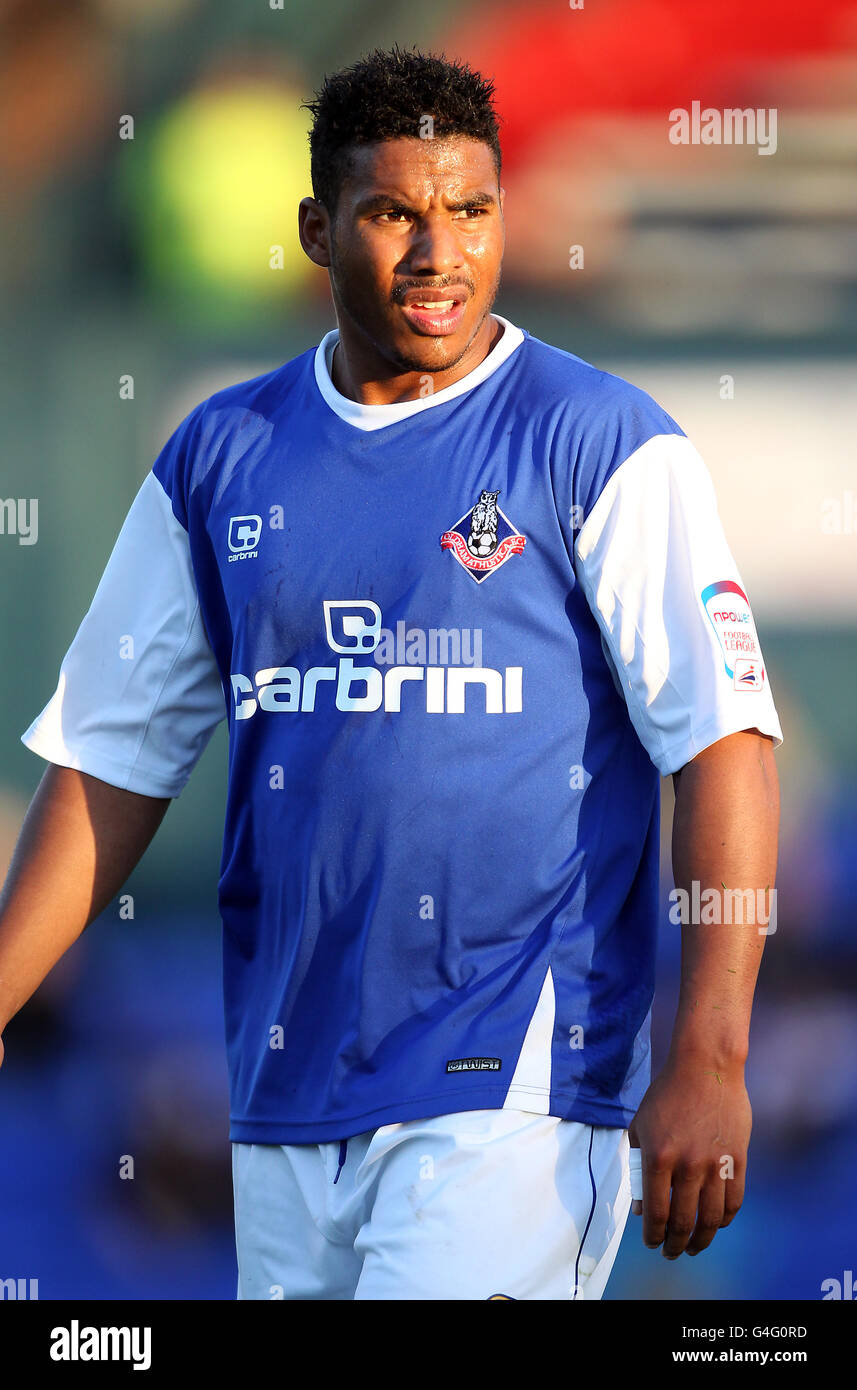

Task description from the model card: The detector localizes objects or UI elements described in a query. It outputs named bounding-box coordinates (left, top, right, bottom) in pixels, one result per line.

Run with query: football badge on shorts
left=440, top=489, right=527, bottom=584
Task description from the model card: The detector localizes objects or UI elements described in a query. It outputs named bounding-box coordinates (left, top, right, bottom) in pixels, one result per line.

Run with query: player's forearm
left=0, top=764, right=169, bottom=1031
left=667, top=730, right=780, bottom=1069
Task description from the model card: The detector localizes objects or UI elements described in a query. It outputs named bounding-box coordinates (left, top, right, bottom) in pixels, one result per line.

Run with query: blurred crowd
left=3, top=0, right=856, bottom=335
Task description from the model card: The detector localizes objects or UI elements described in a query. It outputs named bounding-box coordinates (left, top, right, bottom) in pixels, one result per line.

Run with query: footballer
left=0, top=47, right=781, bottom=1300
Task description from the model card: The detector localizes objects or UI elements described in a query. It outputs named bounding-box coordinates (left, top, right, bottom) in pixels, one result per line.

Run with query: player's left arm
left=628, top=727, right=779, bottom=1258
left=573, top=423, right=785, bottom=1260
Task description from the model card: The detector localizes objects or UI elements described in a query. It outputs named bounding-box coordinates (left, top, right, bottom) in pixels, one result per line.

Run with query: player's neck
left=330, top=314, right=504, bottom=406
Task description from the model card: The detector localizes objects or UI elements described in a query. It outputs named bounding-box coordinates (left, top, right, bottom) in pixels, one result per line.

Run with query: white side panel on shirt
left=503, top=964, right=555, bottom=1113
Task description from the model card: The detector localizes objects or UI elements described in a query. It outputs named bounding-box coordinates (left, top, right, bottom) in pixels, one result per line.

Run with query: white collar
left=313, top=314, right=525, bottom=432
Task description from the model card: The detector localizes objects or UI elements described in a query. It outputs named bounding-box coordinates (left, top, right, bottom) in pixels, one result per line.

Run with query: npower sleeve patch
left=700, top=580, right=766, bottom=689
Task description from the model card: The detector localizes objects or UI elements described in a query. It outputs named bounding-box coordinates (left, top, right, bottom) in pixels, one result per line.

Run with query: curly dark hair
left=303, top=46, right=502, bottom=215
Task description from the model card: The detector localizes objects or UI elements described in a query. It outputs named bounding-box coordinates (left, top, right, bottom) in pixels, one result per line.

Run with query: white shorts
left=232, top=1109, right=631, bottom=1300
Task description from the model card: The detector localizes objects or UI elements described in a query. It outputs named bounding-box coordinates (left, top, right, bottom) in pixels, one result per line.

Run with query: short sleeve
left=20, top=469, right=226, bottom=797
left=574, top=432, right=783, bottom=776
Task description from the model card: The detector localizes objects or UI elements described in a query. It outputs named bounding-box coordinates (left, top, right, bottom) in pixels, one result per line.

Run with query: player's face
left=323, top=137, right=504, bottom=377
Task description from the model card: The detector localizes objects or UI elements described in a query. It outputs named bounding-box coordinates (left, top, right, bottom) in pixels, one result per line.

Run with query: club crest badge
left=440, top=489, right=527, bottom=583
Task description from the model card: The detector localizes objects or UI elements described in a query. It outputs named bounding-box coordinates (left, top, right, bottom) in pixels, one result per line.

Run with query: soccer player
left=0, top=48, right=781, bottom=1300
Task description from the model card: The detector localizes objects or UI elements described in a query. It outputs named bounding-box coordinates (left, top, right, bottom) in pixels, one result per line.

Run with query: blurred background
left=1, top=0, right=856, bottom=1300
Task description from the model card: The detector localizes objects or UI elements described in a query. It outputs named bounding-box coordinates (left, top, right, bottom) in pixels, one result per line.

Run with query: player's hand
left=628, top=1052, right=751, bottom=1258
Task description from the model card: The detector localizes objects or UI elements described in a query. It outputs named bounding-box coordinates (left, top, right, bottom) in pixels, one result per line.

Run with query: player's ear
left=298, top=197, right=332, bottom=269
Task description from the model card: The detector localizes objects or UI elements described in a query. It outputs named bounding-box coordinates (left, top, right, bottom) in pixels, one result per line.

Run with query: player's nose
left=404, top=213, right=466, bottom=278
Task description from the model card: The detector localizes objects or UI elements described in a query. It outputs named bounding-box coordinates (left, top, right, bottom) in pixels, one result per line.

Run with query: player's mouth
left=398, top=287, right=469, bottom=336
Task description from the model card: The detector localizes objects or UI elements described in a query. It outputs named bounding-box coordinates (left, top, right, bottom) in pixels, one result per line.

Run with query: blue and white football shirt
left=21, top=316, right=783, bottom=1141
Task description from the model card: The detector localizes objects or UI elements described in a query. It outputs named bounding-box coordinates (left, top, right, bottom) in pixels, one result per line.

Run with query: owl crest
left=467, top=489, right=501, bottom=558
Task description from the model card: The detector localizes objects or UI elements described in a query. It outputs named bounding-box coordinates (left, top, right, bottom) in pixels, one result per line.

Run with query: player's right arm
left=1, top=425, right=227, bottom=1069
left=0, top=766, right=170, bottom=1066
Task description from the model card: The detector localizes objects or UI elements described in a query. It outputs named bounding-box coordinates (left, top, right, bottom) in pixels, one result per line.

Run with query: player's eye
left=454, top=206, right=488, bottom=219
left=375, top=210, right=412, bottom=223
